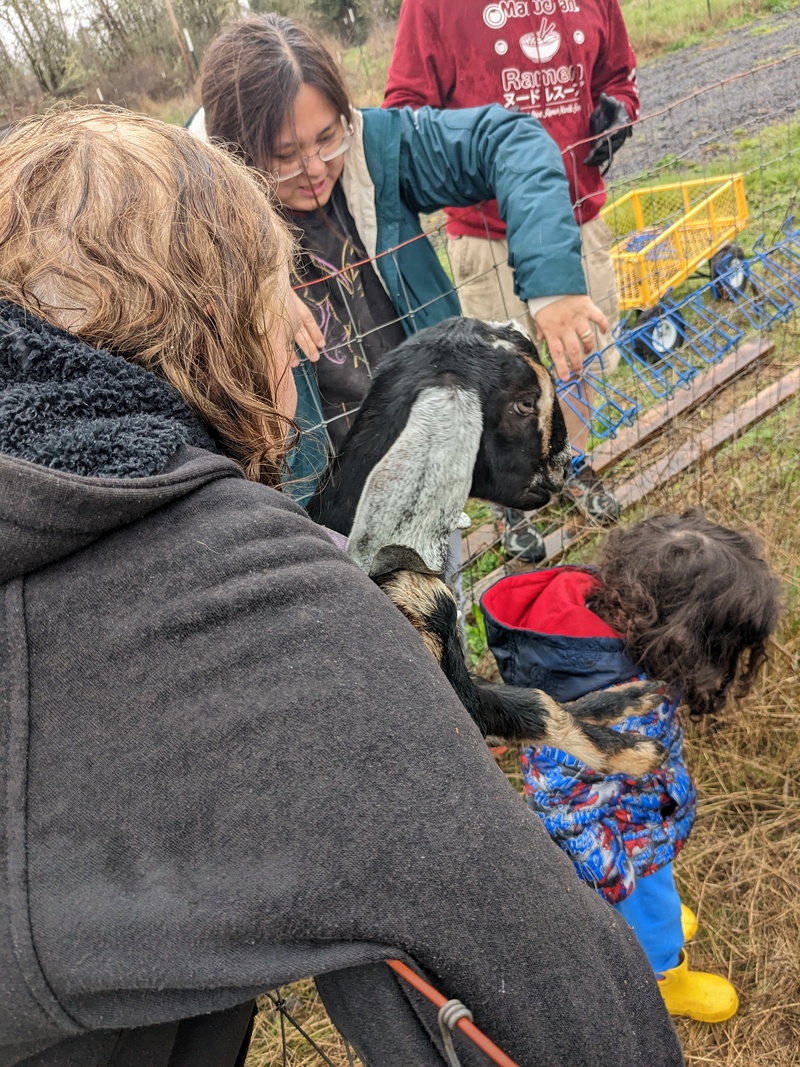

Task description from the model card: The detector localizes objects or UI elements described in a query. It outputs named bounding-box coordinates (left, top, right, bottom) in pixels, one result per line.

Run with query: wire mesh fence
left=255, top=49, right=800, bottom=1067
left=289, top=46, right=800, bottom=601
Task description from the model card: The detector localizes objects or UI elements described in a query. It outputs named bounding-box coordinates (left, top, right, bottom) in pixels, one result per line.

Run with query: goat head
left=308, top=316, right=572, bottom=545
left=309, top=318, right=664, bottom=775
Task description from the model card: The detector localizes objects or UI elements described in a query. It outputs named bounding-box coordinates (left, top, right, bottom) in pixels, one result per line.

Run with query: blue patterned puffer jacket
left=481, top=566, right=697, bottom=904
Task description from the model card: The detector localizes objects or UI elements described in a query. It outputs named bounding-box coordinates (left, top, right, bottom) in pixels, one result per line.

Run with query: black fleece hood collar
left=0, top=303, right=243, bottom=581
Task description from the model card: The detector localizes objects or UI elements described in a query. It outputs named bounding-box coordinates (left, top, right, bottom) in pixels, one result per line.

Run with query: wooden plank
left=461, top=522, right=501, bottom=563
left=613, top=365, right=800, bottom=510
left=466, top=366, right=800, bottom=604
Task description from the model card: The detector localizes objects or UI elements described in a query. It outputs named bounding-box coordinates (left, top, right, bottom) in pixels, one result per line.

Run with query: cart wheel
left=710, top=244, right=747, bottom=299
left=632, top=306, right=687, bottom=362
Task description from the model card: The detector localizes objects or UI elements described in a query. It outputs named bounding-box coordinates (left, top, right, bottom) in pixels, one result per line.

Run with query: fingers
left=577, top=305, right=609, bottom=355
left=588, top=302, right=609, bottom=336
left=288, top=289, right=324, bottom=363
left=294, top=322, right=323, bottom=363
left=546, top=333, right=584, bottom=381
left=532, top=296, right=610, bottom=381
left=294, top=317, right=324, bottom=363
left=578, top=326, right=595, bottom=353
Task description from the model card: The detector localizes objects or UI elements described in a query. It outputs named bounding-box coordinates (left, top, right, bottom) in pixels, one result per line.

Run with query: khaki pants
left=447, top=216, right=620, bottom=453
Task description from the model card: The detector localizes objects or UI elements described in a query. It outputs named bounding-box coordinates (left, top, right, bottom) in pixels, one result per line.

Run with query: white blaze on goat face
left=486, top=319, right=556, bottom=460
left=523, top=354, right=555, bottom=460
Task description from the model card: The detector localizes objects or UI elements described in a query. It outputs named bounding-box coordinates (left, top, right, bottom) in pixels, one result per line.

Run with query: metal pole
left=183, top=26, right=199, bottom=71
left=164, top=0, right=194, bottom=82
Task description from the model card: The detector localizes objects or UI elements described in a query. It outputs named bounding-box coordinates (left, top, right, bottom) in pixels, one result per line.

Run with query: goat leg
left=375, top=570, right=664, bottom=777
left=470, top=680, right=665, bottom=776
left=563, top=680, right=665, bottom=724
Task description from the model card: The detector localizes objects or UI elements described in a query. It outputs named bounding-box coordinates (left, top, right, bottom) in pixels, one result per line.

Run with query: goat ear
left=347, top=385, right=483, bottom=577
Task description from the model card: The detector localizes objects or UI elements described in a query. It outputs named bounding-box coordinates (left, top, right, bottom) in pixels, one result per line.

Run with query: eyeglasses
left=270, top=115, right=354, bottom=183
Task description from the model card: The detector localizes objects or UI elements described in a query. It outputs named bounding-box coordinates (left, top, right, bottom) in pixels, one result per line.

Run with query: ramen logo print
left=519, top=19, right=561, bottom=62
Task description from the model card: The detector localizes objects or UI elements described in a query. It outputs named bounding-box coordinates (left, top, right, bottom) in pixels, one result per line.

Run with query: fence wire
left=289, top=48, right=800, bottom=601
left=256, top=50, right=800, bottom=1067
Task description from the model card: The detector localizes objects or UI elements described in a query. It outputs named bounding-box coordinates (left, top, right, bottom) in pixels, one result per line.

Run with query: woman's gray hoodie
left=0, top=304, right=683, bottom=1066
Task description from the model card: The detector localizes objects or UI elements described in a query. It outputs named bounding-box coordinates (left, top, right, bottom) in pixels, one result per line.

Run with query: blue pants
left=613, top=863, right=683, bottom=976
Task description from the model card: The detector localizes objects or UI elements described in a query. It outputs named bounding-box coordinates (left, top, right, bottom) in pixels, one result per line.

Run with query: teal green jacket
left=290, top=103, right=586, bottom=500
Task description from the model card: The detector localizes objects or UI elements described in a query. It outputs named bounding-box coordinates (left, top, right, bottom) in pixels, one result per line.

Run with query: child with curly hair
left=482, top=508, right=782, bottom=1023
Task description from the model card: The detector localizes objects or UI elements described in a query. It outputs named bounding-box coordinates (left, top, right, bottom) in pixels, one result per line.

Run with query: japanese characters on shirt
left=481, top=0, right=633, bottom=127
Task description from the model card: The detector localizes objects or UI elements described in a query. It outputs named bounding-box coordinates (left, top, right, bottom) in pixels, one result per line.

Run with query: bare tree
left=0, top=0, right=73, bottom=94
left=2, top=0, right=244, bottom=109
left=74, top=0, right=239, bottom=79
left=0, top=35, right=31, bottom=121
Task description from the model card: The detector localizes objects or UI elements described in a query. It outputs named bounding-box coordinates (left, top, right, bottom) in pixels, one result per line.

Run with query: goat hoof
left=567, top=679, right=666, bottom=724
left=604, top=738, right=666, bottom=777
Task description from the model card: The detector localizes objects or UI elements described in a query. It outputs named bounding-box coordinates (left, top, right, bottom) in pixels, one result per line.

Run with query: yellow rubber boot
left=658, top=949, right=739, bottom=1023
left=681, top=903, right=698, bottom=942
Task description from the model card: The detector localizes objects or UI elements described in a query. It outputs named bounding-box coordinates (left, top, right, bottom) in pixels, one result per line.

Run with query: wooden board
left=588, top=335, right=774, bottom=474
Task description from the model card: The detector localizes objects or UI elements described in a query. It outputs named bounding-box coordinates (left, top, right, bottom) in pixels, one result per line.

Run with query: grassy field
left=605, top=112, right=800, bottom=248
left=619, top=0, right=800, bottom=59
left=607, top=387, right=800, bottom=1066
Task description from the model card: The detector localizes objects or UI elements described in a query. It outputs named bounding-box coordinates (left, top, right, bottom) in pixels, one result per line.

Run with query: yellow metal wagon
left=600, top=174, right=749, bottom=355
left=602, top=174, right=749, bottom=310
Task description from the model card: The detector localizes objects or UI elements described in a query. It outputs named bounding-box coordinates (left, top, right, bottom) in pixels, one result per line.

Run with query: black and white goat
left=309, top=317, right=663, bottom=775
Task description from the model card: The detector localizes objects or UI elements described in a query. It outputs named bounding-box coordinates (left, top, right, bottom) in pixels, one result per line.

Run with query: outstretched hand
left=530, top=295, right=608, bottom=381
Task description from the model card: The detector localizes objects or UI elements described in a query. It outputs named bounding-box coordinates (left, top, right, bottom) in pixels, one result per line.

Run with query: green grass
left=465, top=604, right=489, bottom=667
left=618, top=0, right=800, bottom=60
left=462, top=546, right=506, bottom=593
left=463, top=498, right=494, bottom=529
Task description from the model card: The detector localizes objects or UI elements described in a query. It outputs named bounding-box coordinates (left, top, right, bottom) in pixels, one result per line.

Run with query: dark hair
left=200, top=13, right=352, bottom=173
left=589, top=508, right=782, bottom=717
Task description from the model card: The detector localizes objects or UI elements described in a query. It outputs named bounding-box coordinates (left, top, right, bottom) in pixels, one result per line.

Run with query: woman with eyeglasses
left=193, top=13, right=607, bottom=496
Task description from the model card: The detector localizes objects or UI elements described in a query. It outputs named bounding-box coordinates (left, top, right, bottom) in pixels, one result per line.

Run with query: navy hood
left=481, top=566, right=639, bottom=702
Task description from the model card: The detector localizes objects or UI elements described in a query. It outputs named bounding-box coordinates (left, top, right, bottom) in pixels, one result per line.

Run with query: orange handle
left=386, top=959, right=521, bottom=1067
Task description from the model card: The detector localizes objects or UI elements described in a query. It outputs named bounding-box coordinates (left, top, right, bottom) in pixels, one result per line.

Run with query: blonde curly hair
left=0, top=107, right=296, bottom=486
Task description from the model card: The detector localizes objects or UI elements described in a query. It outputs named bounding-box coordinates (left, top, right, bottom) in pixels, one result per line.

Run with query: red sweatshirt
left=385, top=0, right=639, bottom=231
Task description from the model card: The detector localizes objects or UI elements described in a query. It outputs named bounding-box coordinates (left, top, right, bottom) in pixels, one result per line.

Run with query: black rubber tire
left=632, top=305, right=687, bottom=362
left=710, top=243, right=747, bottom=300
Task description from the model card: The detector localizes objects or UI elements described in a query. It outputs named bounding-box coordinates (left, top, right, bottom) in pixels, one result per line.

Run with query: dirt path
left=611, top=8, right=800, bottom=177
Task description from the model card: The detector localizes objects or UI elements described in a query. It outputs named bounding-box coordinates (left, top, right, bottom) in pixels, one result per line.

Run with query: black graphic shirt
left=285, top=184, right=407, bottom=452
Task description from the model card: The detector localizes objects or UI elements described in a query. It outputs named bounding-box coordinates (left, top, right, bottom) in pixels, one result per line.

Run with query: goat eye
left=513, top=399, right=537, bottom=416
